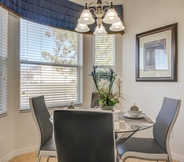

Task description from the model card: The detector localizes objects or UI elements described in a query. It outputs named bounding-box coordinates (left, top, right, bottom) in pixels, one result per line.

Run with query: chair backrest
left=91, top=92, right=99, bottom=108
left=153, top=97, right=181, bottom=153
left=54, top=109, right=115, bottom=162
left=29, top=96, right=53, bottom=154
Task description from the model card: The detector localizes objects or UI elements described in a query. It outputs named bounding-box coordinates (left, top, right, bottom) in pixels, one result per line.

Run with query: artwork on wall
left=135, top=23, right=177, bottom=81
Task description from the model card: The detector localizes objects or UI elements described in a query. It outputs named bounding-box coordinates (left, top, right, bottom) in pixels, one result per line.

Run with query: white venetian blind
left=0, top=7, right=8, bottom=115
left=94, top=35, right=115, bottom=67
left=20, top=19, right=83, bottom=110
left=93, top=35, right=115, bottom=90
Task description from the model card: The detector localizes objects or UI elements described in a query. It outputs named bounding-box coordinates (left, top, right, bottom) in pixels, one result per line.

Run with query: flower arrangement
left=89, top=66, right=123, bottom=108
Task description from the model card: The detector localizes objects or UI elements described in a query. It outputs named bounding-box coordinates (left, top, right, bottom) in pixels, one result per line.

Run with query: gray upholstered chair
left=54, top=109, right=115, bottom=162
left=29, top=96, right=56, bottom=162
left=116, top=96, right=181, bottom=162
left=91, top=92, right=99, bottom=108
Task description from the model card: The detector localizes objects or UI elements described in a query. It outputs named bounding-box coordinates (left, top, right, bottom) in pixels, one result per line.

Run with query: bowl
left=127, top=109, right=142, bottom=117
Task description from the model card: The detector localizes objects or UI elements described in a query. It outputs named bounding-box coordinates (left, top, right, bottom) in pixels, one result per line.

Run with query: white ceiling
left=69, top=0, right=123, bottom=6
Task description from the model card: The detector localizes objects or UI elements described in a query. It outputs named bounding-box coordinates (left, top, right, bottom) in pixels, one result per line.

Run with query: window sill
left=0, top=112, right=8, bottom=118
left=20, top=104, right=83, bottom=113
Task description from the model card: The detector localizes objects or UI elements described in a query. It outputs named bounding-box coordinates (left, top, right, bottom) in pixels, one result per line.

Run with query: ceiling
left=69, top=0, right=123, bottom=6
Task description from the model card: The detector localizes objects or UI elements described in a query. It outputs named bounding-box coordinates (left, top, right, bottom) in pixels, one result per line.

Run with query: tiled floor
left=9, top=152, right=177, bottom=162
left=9, top=152, right=56, bottom=162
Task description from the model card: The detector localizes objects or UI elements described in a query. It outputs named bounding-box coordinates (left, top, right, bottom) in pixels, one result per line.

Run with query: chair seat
left=117, top=137, right=167, bottom=160
left=40, top=136, right=57, bottom=157
left=116, top=138, right=127, bottom=147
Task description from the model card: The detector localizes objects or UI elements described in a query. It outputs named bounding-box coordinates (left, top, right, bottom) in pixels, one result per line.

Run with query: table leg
left=116, top=156, right=120, bottom=162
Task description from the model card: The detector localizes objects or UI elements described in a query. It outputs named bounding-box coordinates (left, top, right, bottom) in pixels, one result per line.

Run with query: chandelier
left=75, top=0, right=125, bottom=35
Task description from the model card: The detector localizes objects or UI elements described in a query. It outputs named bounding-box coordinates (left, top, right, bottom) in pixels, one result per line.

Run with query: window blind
left=20, top=19, right=83, bottom=110
left=93, top=35, right=115, bottom=90
left=0, top=6, right=8, bottom=115
left=94, top=35, right=115, bottom=67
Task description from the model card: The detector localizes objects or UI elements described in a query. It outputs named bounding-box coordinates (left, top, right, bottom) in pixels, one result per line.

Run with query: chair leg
left=37, top=157, right=41, bottom=162
left=46, top=157, right=50, bottom=162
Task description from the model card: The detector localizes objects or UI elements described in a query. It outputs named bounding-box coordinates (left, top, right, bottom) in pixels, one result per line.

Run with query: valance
left=0, top=0, right=124, bottom=34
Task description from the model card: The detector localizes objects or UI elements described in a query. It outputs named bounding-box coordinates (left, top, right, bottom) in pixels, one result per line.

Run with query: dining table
left=50, top=108, right=155, bottom=134
left=113, top=109, right=155, bottom=133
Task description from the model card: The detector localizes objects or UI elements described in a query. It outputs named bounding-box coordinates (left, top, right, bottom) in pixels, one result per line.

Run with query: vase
left=101, top=106, right=114, bottom=111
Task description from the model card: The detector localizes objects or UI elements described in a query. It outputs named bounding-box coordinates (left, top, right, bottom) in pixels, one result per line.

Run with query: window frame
left=93, top=35, right=115, bottom=90
left=0, top=6, right=8, bottom=116
left=20, top=19, right=83, bottom=110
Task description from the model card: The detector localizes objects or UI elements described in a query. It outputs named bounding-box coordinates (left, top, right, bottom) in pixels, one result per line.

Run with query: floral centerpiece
left=90, top=66, right=123, bottom=110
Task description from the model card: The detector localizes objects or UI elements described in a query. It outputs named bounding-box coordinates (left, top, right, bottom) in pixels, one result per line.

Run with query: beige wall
left=122, top=0, right=184, bottom=161
left=0, top=14, right=16, bottom=161
left=0, top=14, right=39, bottom=161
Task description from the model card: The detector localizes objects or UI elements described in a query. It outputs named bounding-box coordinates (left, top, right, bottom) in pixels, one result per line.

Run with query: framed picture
left=136, top=23, right=177, bottom=81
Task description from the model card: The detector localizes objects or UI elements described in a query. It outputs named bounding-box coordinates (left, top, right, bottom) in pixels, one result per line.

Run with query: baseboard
left=0, top=145, right=37, bottom=162
left=1, top=146, right=183, bottom=162
left=0, top=152, right=15, bottom=162
left=172, top=152, right=184, bottom=162
left=14, top=145, right=37, bottom=157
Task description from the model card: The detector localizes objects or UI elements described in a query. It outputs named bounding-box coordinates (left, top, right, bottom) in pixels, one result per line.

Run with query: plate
left=123, top=113, right=144, bottom=119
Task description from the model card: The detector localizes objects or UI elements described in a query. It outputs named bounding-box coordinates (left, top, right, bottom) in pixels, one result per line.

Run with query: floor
left=9, top=152, right=56, bottom=162
left=9, top=152, right=178, bottom=162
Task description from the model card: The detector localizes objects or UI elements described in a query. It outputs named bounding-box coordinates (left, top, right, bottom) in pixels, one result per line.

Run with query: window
left=20, top=19, right=83, bottom=110
left=0, top=7, right=8, bottom=115
left=93, top=35, right=115, bottom=87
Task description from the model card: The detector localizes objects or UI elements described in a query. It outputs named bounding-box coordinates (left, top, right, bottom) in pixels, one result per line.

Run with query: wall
left=0, top=14, right=38, bottom=162
left=122, top=0, right=184, bottom=161
left=0, top=14, right=16, bottom=161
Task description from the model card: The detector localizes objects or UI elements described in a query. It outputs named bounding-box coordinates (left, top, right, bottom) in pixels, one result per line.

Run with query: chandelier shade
left=94, top=25, right=107, bottom=36
left=75, top=23, right=90, bottom=32
left=102, top=8, right=120, bottom=24
left=110, top=21, right=125, bottom=31
left=78, top=9, right=95, bottom=25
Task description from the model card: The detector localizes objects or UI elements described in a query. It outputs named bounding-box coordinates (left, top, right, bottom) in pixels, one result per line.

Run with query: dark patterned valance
left=0, top=0, right=124, bottom=34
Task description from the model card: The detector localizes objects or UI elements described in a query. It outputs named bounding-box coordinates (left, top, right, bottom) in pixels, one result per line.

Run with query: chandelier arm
left=103, top=6, right=110, bottom=13
left=89, top=8, right=95, bottom=11
left=89, top=2, right=97, bottom=7
left=102, top=1, right=110, bottom=6
left=89, top=8, right=96, bottom=13
left=89, top=8, right=96, bottom=18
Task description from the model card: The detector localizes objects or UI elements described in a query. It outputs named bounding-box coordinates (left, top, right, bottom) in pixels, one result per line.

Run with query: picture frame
left=136, top=23, right=177, bottom=81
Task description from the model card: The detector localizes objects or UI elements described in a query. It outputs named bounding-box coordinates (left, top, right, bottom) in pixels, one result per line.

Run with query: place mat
left=114, top=120, right=126, bottom=131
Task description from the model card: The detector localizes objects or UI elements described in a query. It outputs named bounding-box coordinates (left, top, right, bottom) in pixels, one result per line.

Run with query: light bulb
left=84, top=17, right=89, bottom=20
